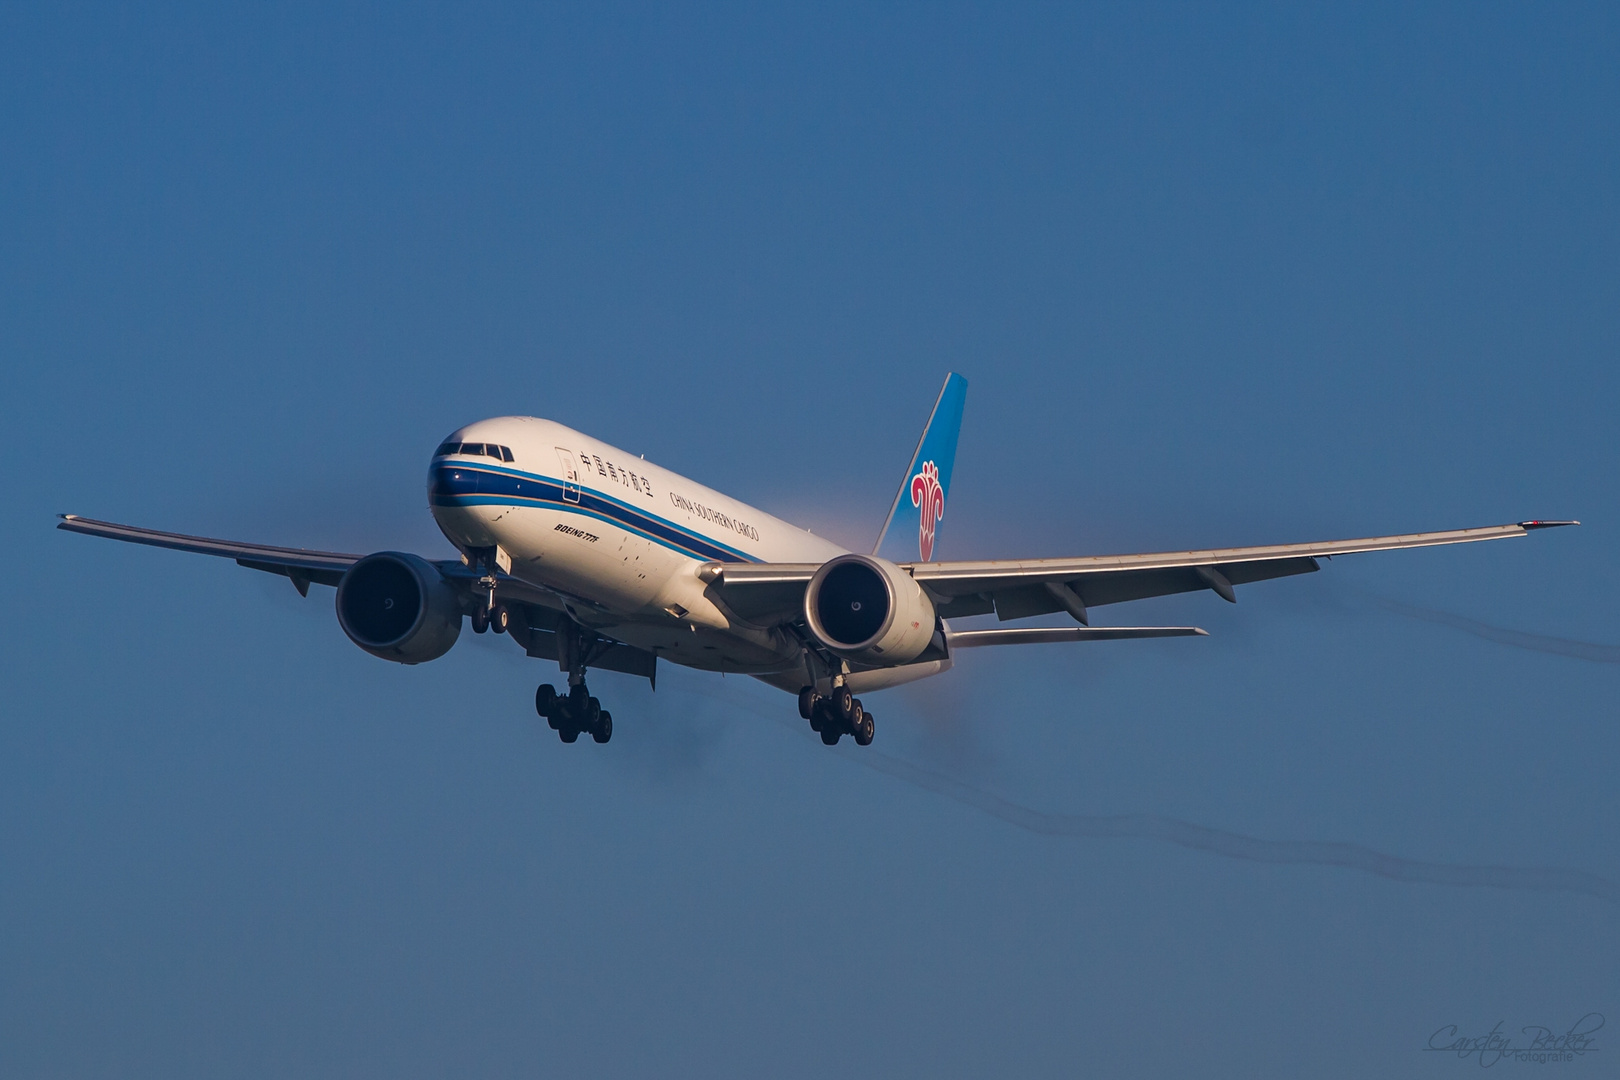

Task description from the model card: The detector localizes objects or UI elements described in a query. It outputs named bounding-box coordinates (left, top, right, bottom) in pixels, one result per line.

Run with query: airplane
left=59, top=373, right=1575, bottom=747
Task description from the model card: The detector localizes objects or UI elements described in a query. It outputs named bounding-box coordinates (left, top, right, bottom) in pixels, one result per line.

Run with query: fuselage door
left=556, top=448, right=582, bottom=503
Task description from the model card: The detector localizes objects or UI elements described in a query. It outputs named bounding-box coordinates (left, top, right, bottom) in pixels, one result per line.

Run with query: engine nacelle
left=803, top=554, right=936, bottom=665
left=336, top=552, right=462, bottom=664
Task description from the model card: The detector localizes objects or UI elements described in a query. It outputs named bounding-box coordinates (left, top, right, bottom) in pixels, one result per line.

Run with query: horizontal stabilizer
left=947, top=626, right=1207, bottom=648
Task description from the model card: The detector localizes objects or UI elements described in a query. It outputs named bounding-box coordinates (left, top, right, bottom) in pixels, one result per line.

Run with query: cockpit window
left=434, top=441, right=511, bottom=460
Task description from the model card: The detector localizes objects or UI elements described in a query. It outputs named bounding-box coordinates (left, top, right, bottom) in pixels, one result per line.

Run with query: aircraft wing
left=705, top=520, right=1577, bottom=625
left=58, top=514, right=362, bottom=593
left=947, top=626, right=1208, bottom=646
left=54, top=514, right=567, bottom=610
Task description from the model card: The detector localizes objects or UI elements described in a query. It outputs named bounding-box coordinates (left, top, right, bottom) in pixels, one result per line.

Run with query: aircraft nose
left=428, top=461, right=479, bottom=501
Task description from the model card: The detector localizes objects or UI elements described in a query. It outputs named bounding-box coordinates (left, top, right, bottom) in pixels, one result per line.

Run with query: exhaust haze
left=1373, top=595, right=1620, bottom=665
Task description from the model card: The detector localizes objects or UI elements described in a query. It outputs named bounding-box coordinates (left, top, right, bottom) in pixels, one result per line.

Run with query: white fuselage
left=428, top=416, right=852, bottom=684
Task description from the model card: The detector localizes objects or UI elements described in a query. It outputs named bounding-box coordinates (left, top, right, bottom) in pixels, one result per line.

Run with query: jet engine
left=336, top=552, right=463, bottom=664
left=803, top=554, right=936, bottom=665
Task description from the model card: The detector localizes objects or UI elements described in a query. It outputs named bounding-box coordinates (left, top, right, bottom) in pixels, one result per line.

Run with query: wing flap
left=511, top=606, right=658, bottom=685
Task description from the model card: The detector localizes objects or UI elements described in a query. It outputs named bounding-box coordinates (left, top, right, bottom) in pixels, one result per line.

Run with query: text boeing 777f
left=59, top=374, right=1575, bottom=746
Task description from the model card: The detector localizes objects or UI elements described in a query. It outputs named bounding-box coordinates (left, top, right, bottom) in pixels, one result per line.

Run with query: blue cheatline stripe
left=429, top=462, right=763, bottom=564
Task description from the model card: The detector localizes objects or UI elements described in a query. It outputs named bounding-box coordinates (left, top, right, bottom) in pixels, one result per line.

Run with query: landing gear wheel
left=558, top=726, right=580, bottom=743
left=820, top=727, right=841, bottom=745
left=470, top=607, right=489, bottom=634
left=798, top=687, right=817, bottom=721
left=855, top=711, right=874, bottom=746
left=535, top=684, right=557, bottom=718
left=592, top=711, right=613, bottom=743
left=585, top=697, right=601, bottom=726
left=831, top=685, right=854, bottom=723
left=491, top=606, right=510, bottom=634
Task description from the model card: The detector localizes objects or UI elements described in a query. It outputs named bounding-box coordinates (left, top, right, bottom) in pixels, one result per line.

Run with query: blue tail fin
left=873, top=373, right=968, bottom=564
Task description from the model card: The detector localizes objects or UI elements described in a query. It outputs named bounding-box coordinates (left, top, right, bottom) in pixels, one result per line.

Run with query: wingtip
left=1192, top=627, right=1210, bottom=636
left=1520, top=519, right=1580, bottom=530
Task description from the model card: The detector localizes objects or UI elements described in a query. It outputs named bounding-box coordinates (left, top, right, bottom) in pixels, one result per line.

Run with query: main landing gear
left=535, top=682, right=613, bottom=744
left=799, top=685, right=874, bottom=746
left=534, top=617, right=616, bottom=744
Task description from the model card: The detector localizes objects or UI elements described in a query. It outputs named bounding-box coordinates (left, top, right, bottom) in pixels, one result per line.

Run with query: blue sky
left=2, top=4, right=1616, bottom=1076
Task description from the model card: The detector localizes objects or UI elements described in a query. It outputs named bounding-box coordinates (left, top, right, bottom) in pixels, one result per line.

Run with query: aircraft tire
left=820, top=727, right=841, bottom=746
left=491, top=606, right=510, bottom=634
left=471, top=607, right=489, bottom=634
left=559, top=725, right=580, bottom=743
left=831, top=685, right=854, bottom=723
left=535, top=684, right=557, bottom=717
left=855, top=712, right=874, bottom=746
left=593, top=711, right=613, bottom=743
left=585, top=697, right=601, bottom=725
left=798, top=687, right=817, bottom=720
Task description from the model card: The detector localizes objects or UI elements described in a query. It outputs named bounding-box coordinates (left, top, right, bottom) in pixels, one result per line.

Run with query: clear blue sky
left=2, top=4, right=1616, bottom=1076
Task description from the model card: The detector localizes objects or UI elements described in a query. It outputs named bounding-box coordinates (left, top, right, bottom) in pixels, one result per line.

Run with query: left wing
left=705, top=520, right=1577, bottom=625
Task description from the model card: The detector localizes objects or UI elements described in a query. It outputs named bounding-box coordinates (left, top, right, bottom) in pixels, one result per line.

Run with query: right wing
left=60, top=514, right=665, bottom=686
left=58, top=514, right=361, bottom=594
left=55, top=513, right=567, bottom=610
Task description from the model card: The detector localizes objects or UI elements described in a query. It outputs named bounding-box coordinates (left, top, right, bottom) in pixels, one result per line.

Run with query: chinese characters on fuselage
left=580, top=452, right=655, bottom=499
left=575, top=450, right=759, bottom=544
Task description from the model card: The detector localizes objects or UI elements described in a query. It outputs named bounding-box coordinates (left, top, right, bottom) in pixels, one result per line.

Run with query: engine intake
left=336, top=552, right=462, bottom=664
left=804, top=554, right=936, bottom=665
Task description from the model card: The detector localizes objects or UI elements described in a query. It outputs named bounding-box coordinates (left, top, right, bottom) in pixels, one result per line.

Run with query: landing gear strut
left=535, top=681, right=612, bottom=744
left=800, top=685, right=875, bottom=747
left=466, top=547, right=506, bottom=633
left=534, top=617, right=616, bottom=743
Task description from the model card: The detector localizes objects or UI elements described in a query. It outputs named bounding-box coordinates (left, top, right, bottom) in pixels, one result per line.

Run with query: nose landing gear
left=465, top=547, right=509, bottom=634
left=799, top=685, right=875, bottom=746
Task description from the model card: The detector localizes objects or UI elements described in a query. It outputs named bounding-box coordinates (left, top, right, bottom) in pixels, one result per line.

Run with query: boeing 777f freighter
left=59, top=375, right=1575, bottom=747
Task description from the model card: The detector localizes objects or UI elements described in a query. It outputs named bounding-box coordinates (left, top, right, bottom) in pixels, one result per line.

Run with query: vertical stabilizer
left=872, top=373, right=968, bottom=564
